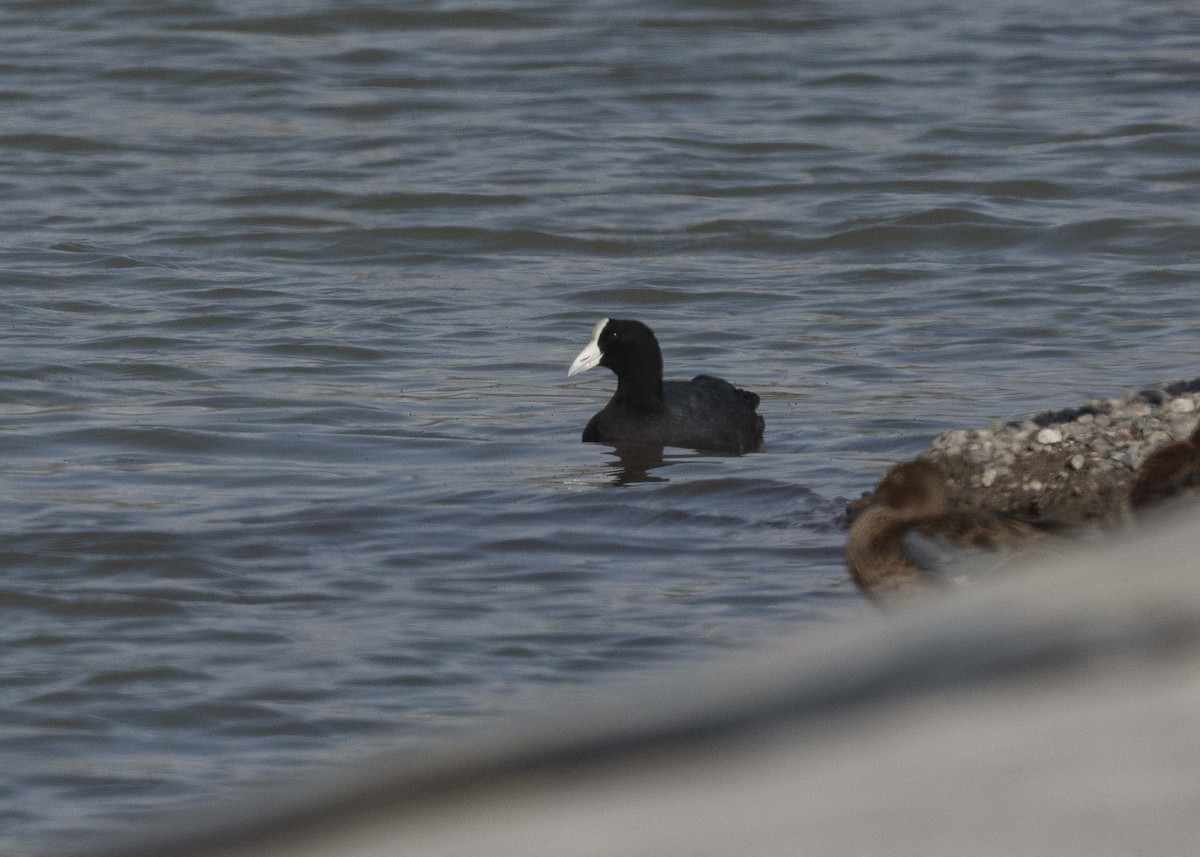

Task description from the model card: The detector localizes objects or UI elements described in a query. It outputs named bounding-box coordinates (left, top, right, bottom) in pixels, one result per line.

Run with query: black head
left=568, top=318, right=663, bottom=381
left=567, top=318, right=665, bottom=408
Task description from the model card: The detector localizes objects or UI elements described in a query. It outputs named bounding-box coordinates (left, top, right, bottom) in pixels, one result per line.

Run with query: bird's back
left=660, top=375, right=764, bottom=453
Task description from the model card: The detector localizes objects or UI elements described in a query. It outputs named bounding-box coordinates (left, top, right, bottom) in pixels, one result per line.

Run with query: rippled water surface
left=2, top=0, right=1199, bottom=851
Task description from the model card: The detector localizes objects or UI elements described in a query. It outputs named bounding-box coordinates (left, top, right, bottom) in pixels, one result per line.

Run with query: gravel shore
left=908, top=378, right=1200, bottom=525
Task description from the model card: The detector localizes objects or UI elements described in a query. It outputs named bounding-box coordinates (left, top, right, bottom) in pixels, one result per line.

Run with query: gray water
left=1, top=0, right=1198, bottom=851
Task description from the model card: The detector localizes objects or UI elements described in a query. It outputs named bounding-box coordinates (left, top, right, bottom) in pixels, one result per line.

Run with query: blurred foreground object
left=90, top=508, right=1200, bottom=857
left=845, top=460, right=1064, bottom=604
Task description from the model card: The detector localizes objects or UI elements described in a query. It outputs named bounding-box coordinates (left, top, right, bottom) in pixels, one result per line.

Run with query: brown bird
left=845, top=460, right=1060, bottom=605
left=1129, top=423, right=1200, bottom=510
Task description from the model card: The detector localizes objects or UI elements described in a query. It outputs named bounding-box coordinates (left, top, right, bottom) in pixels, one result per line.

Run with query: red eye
left=609, top=331, right=619, bottom=340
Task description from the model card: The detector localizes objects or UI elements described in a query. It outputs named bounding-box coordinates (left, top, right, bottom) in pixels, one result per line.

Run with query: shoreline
left=913, top=378, right=1200, bottom=524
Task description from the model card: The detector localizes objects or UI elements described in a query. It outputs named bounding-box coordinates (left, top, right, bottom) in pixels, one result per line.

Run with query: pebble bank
left=913, top=379, right=1200, bottom=524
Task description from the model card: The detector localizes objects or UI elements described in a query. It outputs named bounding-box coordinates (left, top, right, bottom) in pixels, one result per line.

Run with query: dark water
left=1, top=0, right=1198, bottom=851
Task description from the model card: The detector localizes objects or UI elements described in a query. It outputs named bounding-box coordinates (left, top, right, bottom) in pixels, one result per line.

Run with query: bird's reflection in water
left=603, top=445, right=695, bottom=486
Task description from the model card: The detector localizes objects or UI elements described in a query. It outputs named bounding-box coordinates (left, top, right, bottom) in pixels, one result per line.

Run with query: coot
left=845, top=461, right=1059, bottom=605
left=566, top=318, right=764, bottom=453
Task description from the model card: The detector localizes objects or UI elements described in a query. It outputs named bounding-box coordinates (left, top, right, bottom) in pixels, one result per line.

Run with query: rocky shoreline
left=912, top=378, right=1200, bottom=524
